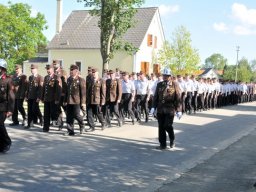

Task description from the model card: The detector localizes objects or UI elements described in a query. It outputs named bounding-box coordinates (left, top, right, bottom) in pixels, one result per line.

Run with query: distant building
left=198, top=68, right=223, bottom=79
left=45, top=2, right=165, bottom=77
left=23, top=56, right=48, bottom=76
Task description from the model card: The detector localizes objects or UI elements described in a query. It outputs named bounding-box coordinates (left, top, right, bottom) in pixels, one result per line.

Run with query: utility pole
left=235, top=46, right=240, bottom=82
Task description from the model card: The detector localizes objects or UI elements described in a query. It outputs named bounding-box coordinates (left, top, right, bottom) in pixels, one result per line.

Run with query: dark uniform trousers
left=157, top=113, right=175, bottom=148
left=135, top=94, right=148, bottom=121
left=87, top=104, right=105, bottom=128
left=66, top=104, right=84, bottom=134
left=148, top=94, right=154, bottom=111
left=207, top=93, right=212, bottom=109
left=185, top=92, right=192, bottom=113
left=197, top=93, right=204, bottom=110
left=12, top=99, right=26, bottom=123
left=104, top=102, right=121, bottom=126
left=120, top=93, right=135, bottom=122
left=43, top=101, right=58, bottom=131
left=0, top=112, right=11, bottom=152
left=192, top=91, right=198, bottom=112
left=181, top=92, right=186, bottom=113
left=27, top=99, right=42, bottom=126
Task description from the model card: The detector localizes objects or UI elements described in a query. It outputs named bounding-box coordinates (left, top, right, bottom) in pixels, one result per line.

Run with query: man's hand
left=81, top=104, right=86, bottom=112
left=149, top=108, right=155, bottom=115
left=176, top=111, right=182, bottom=120
left=6, top=112, right=12, bottom=118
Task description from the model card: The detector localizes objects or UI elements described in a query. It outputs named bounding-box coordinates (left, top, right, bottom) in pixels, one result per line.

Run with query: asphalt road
left=0, top=102, right=256, bottom=192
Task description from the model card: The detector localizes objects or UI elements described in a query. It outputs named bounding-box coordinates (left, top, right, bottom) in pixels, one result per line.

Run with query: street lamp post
left=235, top=46, right=240, bottom=82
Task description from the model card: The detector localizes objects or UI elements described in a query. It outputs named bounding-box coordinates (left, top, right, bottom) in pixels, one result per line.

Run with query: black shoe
left=86, top=127, right=95, bottom=132
left=22, top=119, right=27, bottom=126
left=253, top=182, right=256, bottom=187
left=170, top=141, right=175, bottom=148
left=64, top=132, right=75, bottom=136
left=80, top=127, right=85, bottom=134
left=0, top=144, right=11, bottom=153
left=155, top=146, right=167, bottom=150
left=117, top=120, right=122, bottom=127
left=145, top=118, right=149, bottom=123
left=9, top=122, right=19, bottom=126
left=24, top=126, right=30, bottom=129
left=42, top=129, right=49, bottom=132
left=39, top=119, right=43, bottom=126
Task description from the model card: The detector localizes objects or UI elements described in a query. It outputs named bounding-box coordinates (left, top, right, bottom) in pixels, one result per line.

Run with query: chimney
left=56, top=0, right=62, bottom=33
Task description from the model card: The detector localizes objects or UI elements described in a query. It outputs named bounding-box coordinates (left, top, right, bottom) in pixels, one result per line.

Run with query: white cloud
left=214, top=3, right=256, bottom=36
left=159, top=4, right=180, bottom=16
left=232, top=3, right=256, bottom=26
left=213, top=22, right=228, bottom=32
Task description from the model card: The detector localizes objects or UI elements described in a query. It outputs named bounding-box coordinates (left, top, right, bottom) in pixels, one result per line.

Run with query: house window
left=147, top=34, right=153, bottom=47
left=154, top=36, right=157, bottom=48
left=141, top=62, right=149, bottom=75
left=75, top=61, right=81, bottom=71
left=153, top=64, right=160, bottom=74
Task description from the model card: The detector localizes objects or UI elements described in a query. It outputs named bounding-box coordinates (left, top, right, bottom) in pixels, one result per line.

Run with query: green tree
left=158, top=26, right=200, bottom=75
left=250, top=59, right=256, bottom=82
left=203, top=53, right=227, bottom=70
left=0, top=2, right=47, bottom=74
left=78, top=0, right=144, bottom=70
left=223, top=65, right=236, bottom=80
left=237, top=58, right=252, bottom=82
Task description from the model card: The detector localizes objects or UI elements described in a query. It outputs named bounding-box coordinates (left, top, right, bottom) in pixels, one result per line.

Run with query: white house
left=43, top=1, right=165, bottom=77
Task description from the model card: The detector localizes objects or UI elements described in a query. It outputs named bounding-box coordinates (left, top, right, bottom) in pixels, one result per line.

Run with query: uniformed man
left=184, top=74, right=194, bottom=114
left=148, top=73, right=157, bottom=113
left=120, top=72, right=136, bottom=125
left=85, top=66, right=94, bottom=118
left=115, top=68, right=121, bottom=79
left=0, top=59, right=15, bottom=153
left=86, top=68, right=106, bottom=132
left=42, top=64, right=62, bottom=132
left=177, top=75, right=187, bottom=114
left=25, top=64, right=44, bottom=129
left=54, top=61, right=67, bottom=129
left=105, top=70, right=122, bottom=127
left=191, top=75, right=199, bottom=113
left=197, top=77, right=206, bottom=111
left=135, top=72, right=150, bottom=122
left=64, top=64, right=86, bottom=135
left=152, top=67, right=182, bottom=150
left=10, top=64, right=27, bottom=126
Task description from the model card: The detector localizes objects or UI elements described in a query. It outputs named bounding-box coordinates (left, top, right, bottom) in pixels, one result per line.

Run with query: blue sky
left=2, top=0, right=256, bottom=65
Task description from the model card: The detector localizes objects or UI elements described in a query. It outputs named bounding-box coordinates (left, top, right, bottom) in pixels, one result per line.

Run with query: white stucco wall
left=48, top=49, right=133, bottom=78
left=135, top=9, right=165, bottom=74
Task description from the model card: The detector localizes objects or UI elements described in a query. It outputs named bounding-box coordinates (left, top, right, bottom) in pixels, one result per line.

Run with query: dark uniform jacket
left=56, top=69, right=67, bottom=97
left=12, top=74, right=27, bottom=99
left=0, top=75, right=15, bottom=112
left=42, top=74, right=62, bottom=102
left=87, top=78, right=106, bottom=105
left=27, top=74, right=44, bottom=100
left=153, top=80, right=182, bottom=115
left=106, top=78, right=122, bottom=103
left=65, top=76, right=86, bottom=105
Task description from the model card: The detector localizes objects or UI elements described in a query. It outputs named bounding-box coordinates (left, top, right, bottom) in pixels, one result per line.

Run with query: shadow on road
left=0, top=103, right=256, bottom=192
